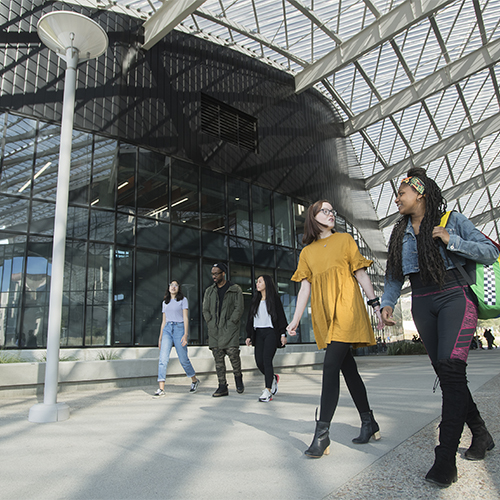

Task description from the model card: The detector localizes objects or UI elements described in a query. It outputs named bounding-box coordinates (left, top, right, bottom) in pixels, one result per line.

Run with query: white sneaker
left=153, top=389, right=165, bottom=398
left=271, top=374, right=280, bottom=395
left=259, top=388, right=273, bottom=402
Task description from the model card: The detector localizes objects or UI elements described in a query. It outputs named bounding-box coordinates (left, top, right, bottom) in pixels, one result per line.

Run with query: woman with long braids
left=245, top=275, right=288, bottom=402
left=153, top=280, right=200, bottom=398
left=381, top=167, right=498, bottom=487
left=287, top=200, right=383, bottom=458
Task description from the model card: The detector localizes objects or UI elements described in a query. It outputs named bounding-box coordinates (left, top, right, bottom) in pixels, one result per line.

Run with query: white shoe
left=259, top=388, right=273, bottom=402
left=271, top=374, right=280, bottom=395
left=153, top=389, right=165, bottom=398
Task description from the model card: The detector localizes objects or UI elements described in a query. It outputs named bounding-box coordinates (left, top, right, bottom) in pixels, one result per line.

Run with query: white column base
left=28, top=402, right=70, bottom=423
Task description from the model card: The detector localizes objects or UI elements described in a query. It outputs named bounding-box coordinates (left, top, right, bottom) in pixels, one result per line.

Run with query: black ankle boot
left=234, top=375, right=244, bottom=394
left=465, top=404, right=495, bottom=460
left=425, top=359, right=468, bottom=487
left=352, top=410, right=381, bottom=444
left=212, top=384, right=229, bottom=397
left=305, top=420, right=331, bottom=458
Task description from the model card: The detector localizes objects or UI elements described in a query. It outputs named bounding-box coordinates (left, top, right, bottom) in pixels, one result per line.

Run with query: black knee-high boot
left=425, top=359, right=468, bottom=487
left=464, top=389, right=495, bottom=460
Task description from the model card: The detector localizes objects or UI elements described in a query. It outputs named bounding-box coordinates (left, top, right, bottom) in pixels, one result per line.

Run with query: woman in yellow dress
left=287, top=200, right=383, bottom=458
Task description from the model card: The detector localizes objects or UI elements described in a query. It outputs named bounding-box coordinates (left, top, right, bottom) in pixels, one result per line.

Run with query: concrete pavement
left=0, top=349, right=499, bottom=500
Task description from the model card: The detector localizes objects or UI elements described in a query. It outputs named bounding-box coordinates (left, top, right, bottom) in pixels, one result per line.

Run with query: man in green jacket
left=203, top=263, right=244, bottom=397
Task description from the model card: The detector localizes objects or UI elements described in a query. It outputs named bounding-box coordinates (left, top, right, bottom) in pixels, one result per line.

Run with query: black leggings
left=412, top=285, right=478, bottom=364
left=319, top=342, right=370, bottom=423
left=254, top=327, right=278, bottom=388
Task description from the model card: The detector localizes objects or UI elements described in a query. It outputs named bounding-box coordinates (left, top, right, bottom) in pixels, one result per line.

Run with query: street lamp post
left=29, top=11, right=108, bottom=423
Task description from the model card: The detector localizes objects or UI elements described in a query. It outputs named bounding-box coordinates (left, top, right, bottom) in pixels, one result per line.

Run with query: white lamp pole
left=29, top=11, right=108, bottom=423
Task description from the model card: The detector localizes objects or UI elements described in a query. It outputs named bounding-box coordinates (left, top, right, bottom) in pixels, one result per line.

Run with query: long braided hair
left=386, top=167, right=447, bottom=286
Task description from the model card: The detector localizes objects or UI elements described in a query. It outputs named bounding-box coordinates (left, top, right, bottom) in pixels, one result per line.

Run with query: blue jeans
left=158, top=322, right=195, bottom=381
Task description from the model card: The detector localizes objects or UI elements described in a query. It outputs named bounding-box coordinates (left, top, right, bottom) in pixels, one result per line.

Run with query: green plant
left=0, top=352, right=24, bottom=363
left=387, top=340, right=427, bottom=356
left=95, top=350, right=121, bottom=361
left=37, top=352, right=79, bottom=362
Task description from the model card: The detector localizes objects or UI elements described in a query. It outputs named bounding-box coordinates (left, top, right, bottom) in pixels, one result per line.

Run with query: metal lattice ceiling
left=62, top=0, right=500, bottom=245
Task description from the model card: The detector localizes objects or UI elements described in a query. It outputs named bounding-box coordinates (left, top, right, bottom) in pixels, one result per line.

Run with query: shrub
left=387, top=340, right=427, bottom=356
left=95, top=350, right=121, bottom=360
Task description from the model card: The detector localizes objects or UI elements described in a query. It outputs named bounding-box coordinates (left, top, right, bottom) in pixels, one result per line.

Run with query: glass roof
left=66, top=0, right=500, bottom=245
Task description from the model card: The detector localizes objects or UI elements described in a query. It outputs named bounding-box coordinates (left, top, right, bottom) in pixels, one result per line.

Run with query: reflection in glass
left=293, top=201, right=306, bottom=249
left=62, top=239, right=86, bottom=346
left=114, top=247, right=133, bottom=345
left=171, top=256, right=200, bottom=344
left=116, top=212, right=135, bottom=246
left=89, top=209, right=115, bottom=242
left=135, top=250, right=169, bottom=346
left=137, top=149, right=169, bottom=219
left=201, top=231, right=227, bottom=261
left=201, top=170, right=226, bottom=231
left=0, top=197, right=29, bottom=233
left=229, top=236, right=252, bottom=264
left=252, top=185, right=273, bottom=243
left=87, top=243, right=113, bottom=346
left=254, top=242, right=275, bottom=268
left=67, top=131, right=92, bottom=205
left=172, top=225, right=199, bottom=255
left=66, top=206, right=89, bottom=240
left=0, top=234, right=27, bottom=347
left=137, top=218, right=169, bottom=250
left=228, top=178, right=250, bottom=238
left=274, top=192, right=292, bottom=247
left=171, top=160, right=199, bottom=226
left=91, top=138, right=118, bottom=208
left=117, top=143, right=136, bottom=213
left=0, top=115, right=36, bottom=196
left=229, top=263, right=252, bottom=342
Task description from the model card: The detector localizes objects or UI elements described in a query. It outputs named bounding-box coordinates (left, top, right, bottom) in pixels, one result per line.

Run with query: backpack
left=440, top=211, right=500, bottom=320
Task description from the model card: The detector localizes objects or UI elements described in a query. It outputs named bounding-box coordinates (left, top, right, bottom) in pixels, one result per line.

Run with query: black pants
left=319, top=342, right=370, bottom=423
left=412, top=285, right=478, bottom=364
left=254, top=327, right=277, bottom=389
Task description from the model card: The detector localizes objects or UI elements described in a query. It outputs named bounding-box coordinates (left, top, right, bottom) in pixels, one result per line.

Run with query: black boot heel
left=352, top=410, right=381, bottom=444
left=304, top=410, right=331, bottom=458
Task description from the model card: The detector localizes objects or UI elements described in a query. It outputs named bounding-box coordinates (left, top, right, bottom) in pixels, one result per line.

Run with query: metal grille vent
left=201, top=94, right=258, bottom=153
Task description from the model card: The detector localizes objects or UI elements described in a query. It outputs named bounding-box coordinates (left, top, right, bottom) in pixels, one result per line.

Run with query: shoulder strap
left=439, top=211, right=452, bottom=228
left=437, top=211, right=473, bottom=286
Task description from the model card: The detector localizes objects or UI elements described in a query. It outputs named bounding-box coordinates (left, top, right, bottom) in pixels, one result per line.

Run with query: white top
left=162, top=297, right=188, bottom=323
left=253, top=300, right=273, bottom=328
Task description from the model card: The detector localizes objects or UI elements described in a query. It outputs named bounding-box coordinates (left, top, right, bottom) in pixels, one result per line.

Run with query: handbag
left=440, top=211, right=500, bottom=319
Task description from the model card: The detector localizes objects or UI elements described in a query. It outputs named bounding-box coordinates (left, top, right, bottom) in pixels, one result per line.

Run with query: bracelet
left=367, top=298, right=380, bottom=308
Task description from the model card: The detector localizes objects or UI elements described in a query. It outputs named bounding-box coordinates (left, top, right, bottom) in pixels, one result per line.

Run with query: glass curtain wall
left=0, top=112, right=383, bottom=349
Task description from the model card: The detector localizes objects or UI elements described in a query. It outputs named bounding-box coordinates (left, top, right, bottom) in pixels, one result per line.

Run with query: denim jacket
left=381, top=211, right=499, bottom=310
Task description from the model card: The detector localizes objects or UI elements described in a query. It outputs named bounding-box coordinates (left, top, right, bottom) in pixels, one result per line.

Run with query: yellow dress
left=291, top=232, right=376, bottom=350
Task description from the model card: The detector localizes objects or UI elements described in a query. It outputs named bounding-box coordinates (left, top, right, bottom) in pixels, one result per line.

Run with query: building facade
left=0, top=1, right=383, bottom=350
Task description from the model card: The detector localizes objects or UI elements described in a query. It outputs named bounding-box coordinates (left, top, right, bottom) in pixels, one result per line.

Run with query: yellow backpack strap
left=439, top=211, right=452, bottom=228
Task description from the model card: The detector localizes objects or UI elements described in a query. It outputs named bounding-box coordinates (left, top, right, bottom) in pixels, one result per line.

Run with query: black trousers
left=412, top=285, right=477, bottom=364
left=319, top=342, right=370, bottom=423
left=254, top=327, right=277, bottom=389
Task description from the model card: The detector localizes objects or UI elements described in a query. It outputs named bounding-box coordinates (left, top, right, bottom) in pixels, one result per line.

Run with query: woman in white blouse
left=154, top=280, right=200, bottom=398
left=246, top=275, right=288, bottom=402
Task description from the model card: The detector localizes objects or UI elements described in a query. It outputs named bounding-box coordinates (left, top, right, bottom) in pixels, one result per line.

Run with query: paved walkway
left=0, top=350, right=499, bottom=500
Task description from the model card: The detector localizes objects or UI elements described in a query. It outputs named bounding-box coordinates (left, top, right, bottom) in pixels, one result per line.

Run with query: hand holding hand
left=381, top=306, right=396, bottom=326
left=374, top=308, right=384, bottom=330
left=286, top=321, right=298, bottom=336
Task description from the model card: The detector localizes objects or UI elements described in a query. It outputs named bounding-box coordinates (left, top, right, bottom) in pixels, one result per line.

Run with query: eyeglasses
left=319, top=208, right=336, bottom=216
left=211, top=272, right=223, bottom=276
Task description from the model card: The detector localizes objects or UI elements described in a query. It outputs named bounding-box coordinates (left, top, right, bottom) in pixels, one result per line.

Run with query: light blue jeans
left=158, top=322, right=196, bottom=381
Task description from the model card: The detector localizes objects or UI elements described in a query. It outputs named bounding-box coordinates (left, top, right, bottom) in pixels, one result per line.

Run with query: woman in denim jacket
left=381, top=167, right=498, bottom=488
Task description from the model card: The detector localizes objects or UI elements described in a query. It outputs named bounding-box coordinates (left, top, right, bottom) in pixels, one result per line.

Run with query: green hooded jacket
left=202, top=282, right=244, bottom=349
